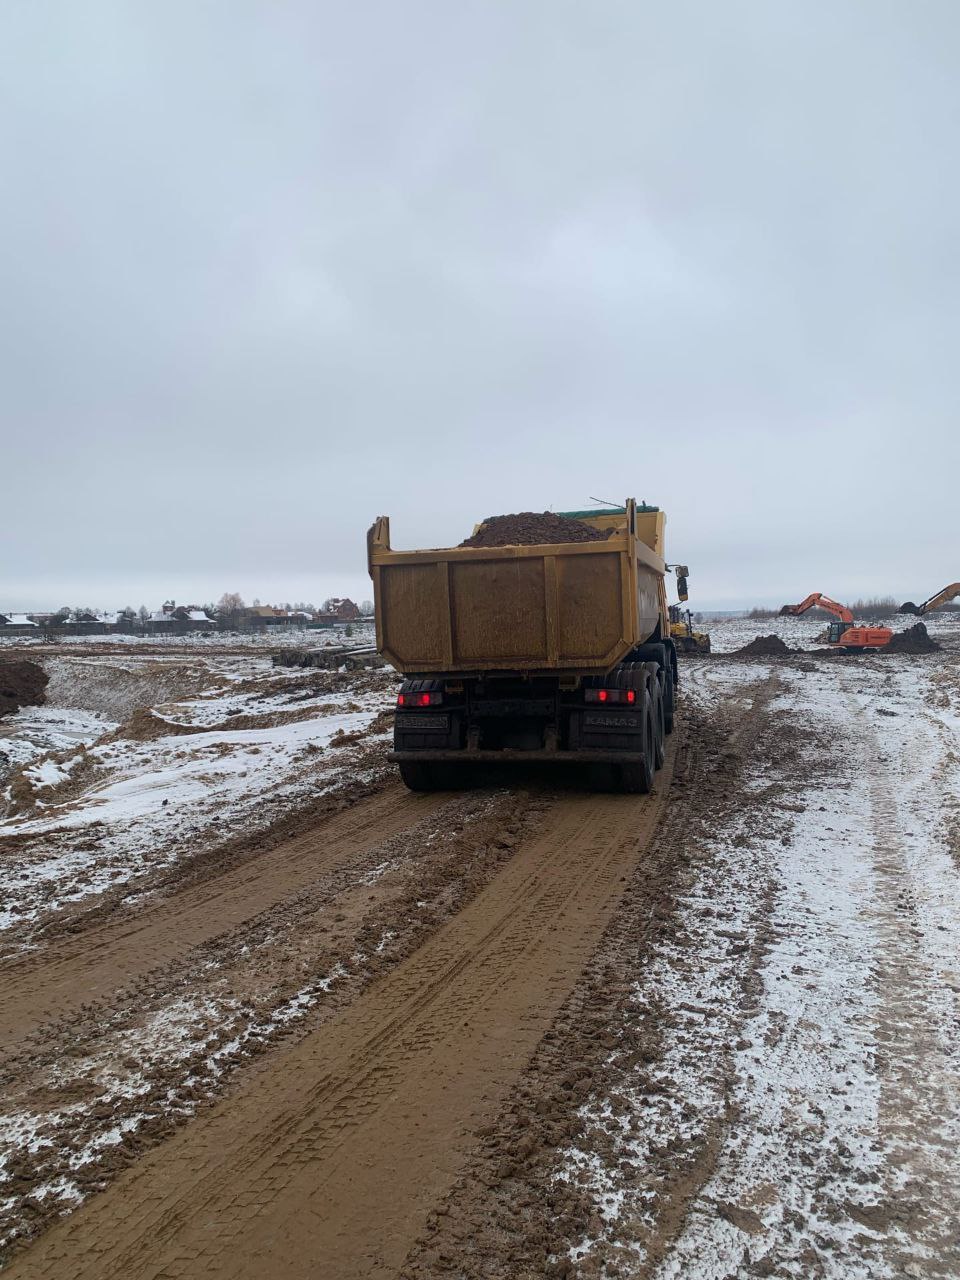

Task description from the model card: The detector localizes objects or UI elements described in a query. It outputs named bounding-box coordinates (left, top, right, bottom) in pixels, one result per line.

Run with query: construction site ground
left=1, top=615, right=959, bottom=1279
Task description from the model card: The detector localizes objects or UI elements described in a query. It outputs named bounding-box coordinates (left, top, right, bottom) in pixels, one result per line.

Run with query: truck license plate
left=396, top=713, right=450, bottom=732
left=584, top=714, right=639, bottom=730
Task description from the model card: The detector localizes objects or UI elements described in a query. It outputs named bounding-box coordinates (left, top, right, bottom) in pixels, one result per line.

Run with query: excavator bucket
left=900, top=601, right=920, bottom=615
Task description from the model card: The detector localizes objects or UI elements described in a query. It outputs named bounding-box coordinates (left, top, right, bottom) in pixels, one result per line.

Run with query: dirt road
left=2, top=628, right=960, bottom=1278
left=4, top=750, right=681, bottom=1279
left=0, top=786, right=447, bottom=1048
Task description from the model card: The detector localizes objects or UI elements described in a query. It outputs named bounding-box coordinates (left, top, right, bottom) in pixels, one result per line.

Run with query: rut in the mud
left=399, top=673, right=781, bottom=1279
left=2, top=754, right=679, bottom=1280
left=0, top=787, right=547, bottom=1262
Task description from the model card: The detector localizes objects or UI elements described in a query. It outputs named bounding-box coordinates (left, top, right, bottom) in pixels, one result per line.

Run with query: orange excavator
left=901, top=583, right=960, bottom=615
left=779, top=593, right=893, bottom=650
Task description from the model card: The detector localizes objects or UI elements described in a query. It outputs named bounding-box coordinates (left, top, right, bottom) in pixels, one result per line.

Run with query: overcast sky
left=3, top=1, right=958, bottom=613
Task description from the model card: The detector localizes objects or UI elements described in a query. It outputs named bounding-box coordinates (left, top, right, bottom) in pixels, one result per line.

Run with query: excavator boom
left=901, top=583, right=960, bottom=615
left=779, top=592, right=854, bottom=625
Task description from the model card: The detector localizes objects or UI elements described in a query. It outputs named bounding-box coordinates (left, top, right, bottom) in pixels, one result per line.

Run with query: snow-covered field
left=702, top=609, right=960, bottom=652
left=561, top=618, right=960, bottom=1277
left=0, top=623, right=377, bottom=651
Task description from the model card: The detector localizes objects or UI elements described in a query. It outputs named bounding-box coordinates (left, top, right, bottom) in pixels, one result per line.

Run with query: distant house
left=325, top=598, right=362, bottom=621
left=173, top=607, right=214, bottom=628
left=243, top=606, right=315, bottom=628
left=0, top=613, right=38, bottom=630
left=245, top=606, right=280, bottom=624
left=1, top=611, right=115, bottom=636
left=147, top=605, right=215, bottom=633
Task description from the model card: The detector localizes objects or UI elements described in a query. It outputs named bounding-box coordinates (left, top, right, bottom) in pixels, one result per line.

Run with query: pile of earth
left=736, top=634, right=793, bottom=656
left=459, top=512, right=615, bottom=548
left=886, top=622, right=940, bottom=654
left=0, top=660, right=49, bottom=717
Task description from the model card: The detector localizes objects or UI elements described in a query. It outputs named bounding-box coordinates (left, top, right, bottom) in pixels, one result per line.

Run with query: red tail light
left=585, top=687, right=638, bottom=705
left=398, top=690, right=442, bottom=708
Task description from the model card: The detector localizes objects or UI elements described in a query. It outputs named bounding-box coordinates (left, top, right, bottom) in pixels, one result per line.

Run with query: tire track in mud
left=0, top=784, right=448, bottom=1051
left=0, top=788, right=542, bottom=1262
left=6, top=745, right=679, bottom=1280
left=844, top=673, right=960, bottom=1275
left=397, top=665, right=784, bottom=1279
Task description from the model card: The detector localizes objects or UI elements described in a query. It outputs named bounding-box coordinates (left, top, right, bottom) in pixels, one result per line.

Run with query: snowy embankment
left=0, top=649, right=396, bottom=946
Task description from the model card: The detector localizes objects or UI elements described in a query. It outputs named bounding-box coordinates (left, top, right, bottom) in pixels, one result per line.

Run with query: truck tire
left=633, top=642, right=667, bottom=668
left=618, top=689, right=655, bottom=794
left=634, top=643, right=674, bottom=736
left=646, top=667, right=665, bottom=770
left=398, top=760, right=438, bottom=791
left=399, top=761, right=467, bottom=791
left=662, top=662, right=675, bottom=734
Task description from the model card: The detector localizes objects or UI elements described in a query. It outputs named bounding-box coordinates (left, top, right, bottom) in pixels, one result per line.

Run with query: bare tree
left=43, top=608, right=70, bottom=639
left=217, top=592, right=246, bottom=631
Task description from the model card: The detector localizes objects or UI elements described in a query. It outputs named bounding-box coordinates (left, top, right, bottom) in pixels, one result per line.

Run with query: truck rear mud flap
left=388, top=748, right=652, bottom=765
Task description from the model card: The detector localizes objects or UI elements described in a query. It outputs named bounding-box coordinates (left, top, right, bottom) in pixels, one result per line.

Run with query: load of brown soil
left=0, top=661, right=48, bottom=718
left=459, top=512, right=615, bottom=548
left=736, top=634, right=793, bottom=656
left=885, top=622, right=940, bottom=654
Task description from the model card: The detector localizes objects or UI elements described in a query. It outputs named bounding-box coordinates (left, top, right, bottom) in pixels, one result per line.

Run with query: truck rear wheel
left=640, top=660, right=665, bottom=770
left=618, top=690, right=655, bottom=794
left=662, top=663, right=675, bottom=734
left=648, top=676, right=665, bottom=769
left=398, top=760, right=440, bottom=791
left=399, top=761, right=467, bottom=791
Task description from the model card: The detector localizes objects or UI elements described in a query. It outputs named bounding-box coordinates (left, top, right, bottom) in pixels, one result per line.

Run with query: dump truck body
left=368, top=500, right=678, bottom=793
left=368, top=501, right=667, bottom=677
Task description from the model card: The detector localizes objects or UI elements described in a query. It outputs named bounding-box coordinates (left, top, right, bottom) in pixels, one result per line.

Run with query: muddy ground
left=0, top=664, right=47, bottom=719
left=1, top=622, right=959, bottom=1278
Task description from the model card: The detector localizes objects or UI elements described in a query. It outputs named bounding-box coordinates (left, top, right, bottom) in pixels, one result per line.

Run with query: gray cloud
left=3, top=1, right=958, bottom=611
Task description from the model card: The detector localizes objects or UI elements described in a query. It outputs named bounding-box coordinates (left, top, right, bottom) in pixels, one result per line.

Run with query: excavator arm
left=901, top=583, right=960, bottom=615
left=779, top=593, right=855, bottom=625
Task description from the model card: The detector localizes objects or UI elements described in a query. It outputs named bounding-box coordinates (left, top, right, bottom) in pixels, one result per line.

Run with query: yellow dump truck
left=367, top=499, right=680, bottom=793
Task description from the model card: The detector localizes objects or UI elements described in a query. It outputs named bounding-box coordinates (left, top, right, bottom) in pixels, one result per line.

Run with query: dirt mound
left=107, top=707, right=213, bottom=742
left=460, top=512, right=615, bottom=548
left=43, top=658, right=210, bottom=721
left=736, top=634, right=793, bottom=656
left=0, top=661, right=48, bottom=718
left=886, top=622, right=940, bottom=654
